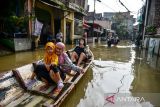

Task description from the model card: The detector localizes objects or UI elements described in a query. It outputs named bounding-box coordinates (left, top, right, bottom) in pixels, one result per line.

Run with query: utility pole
left=92, top=0, right=96, bottom=37
left=142, top=0, right=149, bottom=47
left=92, top=0, right=101, bottom=37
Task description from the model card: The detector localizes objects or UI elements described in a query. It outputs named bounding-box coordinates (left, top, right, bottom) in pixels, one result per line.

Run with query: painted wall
left=65, top=11, right=74, bottom=44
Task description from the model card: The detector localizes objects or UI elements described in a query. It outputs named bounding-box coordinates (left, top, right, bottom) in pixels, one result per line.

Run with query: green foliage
left=112, top=12, right=129, bottom=38
left=7, top=15, right=28, bottom=33
left=112, top=13, right=125, bottom=24
left=146, top=25, right=156, bottom=34
left=117, top=25, right=127, bottom=36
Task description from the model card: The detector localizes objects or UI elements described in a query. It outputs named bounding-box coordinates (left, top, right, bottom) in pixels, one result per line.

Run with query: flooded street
left=0, top=49, right=44, bottom=72
left=0, top=41, right=160, bottom=107
left=77, top=41, right=160, bottom=107
left=0, top=46, right=73, bottom=72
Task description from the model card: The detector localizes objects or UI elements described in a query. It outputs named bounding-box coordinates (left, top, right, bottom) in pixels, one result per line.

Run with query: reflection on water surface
left=78, top=42, right=160, bottom=107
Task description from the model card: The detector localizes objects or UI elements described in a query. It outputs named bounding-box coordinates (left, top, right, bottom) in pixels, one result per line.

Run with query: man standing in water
left=107, top=32, right=113, bottom=47
left=56, top=30, right=63, bottom=42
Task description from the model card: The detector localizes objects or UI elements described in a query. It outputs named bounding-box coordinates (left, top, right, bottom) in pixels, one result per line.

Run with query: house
left=103, top=12, right=135, bottom=39
left=85, top=21, right=103, bottom=43
left=31, top=0, right=88, bottom=45
left=0, top=0, right=89, bottom=51
left=143, top=0, right=160, bottom=56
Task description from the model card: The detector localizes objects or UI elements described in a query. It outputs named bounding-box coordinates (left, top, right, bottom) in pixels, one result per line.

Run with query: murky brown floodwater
left=0, top=40, right=160, bottom=107
left=0, top=46, right=74, bottom=72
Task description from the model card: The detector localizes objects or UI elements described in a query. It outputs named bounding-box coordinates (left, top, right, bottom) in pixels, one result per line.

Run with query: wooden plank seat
left=0, top=70, right=55, bottom=107
left=4, top=91, right=55, bottom=107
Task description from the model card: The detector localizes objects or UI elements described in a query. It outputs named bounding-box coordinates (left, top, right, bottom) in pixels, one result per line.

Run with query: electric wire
left=91, top=0, right=143, bottom=19
left=118, top=0, right=130, bottom=12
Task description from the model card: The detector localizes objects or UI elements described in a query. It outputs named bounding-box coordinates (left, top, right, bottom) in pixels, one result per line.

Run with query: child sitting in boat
left=71, top=38, right=89, bottom=66
left=55, top=42, right=84, bottom=81
left=31, top=42, right=64, bottom=95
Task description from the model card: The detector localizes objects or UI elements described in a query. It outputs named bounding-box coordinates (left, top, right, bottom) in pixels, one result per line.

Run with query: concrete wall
left=154, top=38, right=160, bottom=55
left=14, top=38, right=31, bottom=51
left=65, top=11, right=74, bottom=44
left=144, top=37, right=150, bottom=49
left=148, top=38, right=160, bottom=55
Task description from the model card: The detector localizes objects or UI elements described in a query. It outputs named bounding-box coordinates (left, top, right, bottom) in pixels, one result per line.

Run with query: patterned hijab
left=44, top=42, right=58, bottom=65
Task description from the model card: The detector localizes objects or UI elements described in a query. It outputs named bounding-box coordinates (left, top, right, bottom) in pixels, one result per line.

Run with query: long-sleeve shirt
left=58, top=53, right=81, bottom=73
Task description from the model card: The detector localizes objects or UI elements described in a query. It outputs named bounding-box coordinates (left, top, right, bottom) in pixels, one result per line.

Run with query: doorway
left=35, top=7, right=51, bottom=45
left=54, top=18, right=61, bottom=38
left=66, top=22, right=71, bottom=44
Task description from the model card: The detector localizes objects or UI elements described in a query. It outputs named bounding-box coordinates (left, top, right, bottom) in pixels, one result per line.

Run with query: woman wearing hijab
left=31, top=42, right=64, bottom=95
left=55, top=42, right=84, bottom=81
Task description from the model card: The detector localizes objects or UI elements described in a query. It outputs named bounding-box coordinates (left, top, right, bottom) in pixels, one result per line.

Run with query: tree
left=112, top=12, right=129, bottom=39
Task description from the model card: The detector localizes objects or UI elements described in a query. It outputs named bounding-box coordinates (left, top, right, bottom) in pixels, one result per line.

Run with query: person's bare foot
left=64, top=76, right=71, bottom=82
left=52, top=88, right=62, bottom=98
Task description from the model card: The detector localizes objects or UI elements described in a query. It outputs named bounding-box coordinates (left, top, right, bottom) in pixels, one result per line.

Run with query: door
left=54, top=18, right=61, bottom=38
left=66, top=22, right=71, bottom=44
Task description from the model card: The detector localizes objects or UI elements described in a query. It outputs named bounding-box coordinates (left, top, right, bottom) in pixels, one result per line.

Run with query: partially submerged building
left=0, top=0, right=88, bottom=51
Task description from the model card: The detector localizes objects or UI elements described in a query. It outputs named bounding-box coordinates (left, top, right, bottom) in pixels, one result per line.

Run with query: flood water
left=0, top=41, right=160, bottom=107
left=0, top=46, right=73, bottom=72
left=77, top=41, right=160, bottom=107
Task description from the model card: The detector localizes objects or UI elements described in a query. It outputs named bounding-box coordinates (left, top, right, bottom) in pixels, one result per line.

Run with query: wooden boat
left=0, top=46, right=94, bottom=107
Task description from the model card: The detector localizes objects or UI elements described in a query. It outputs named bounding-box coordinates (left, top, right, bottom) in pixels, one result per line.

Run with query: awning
left=39, top=0, right=67, bottom=10
left=85, top=21, right=102, bottom=28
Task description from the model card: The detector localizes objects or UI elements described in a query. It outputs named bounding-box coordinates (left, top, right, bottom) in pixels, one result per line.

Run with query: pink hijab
left=56, top=42, right=66, bottom=65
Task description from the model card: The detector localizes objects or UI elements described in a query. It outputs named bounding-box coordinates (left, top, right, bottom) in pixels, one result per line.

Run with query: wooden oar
left=12, top=69, right=27, bottom=90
